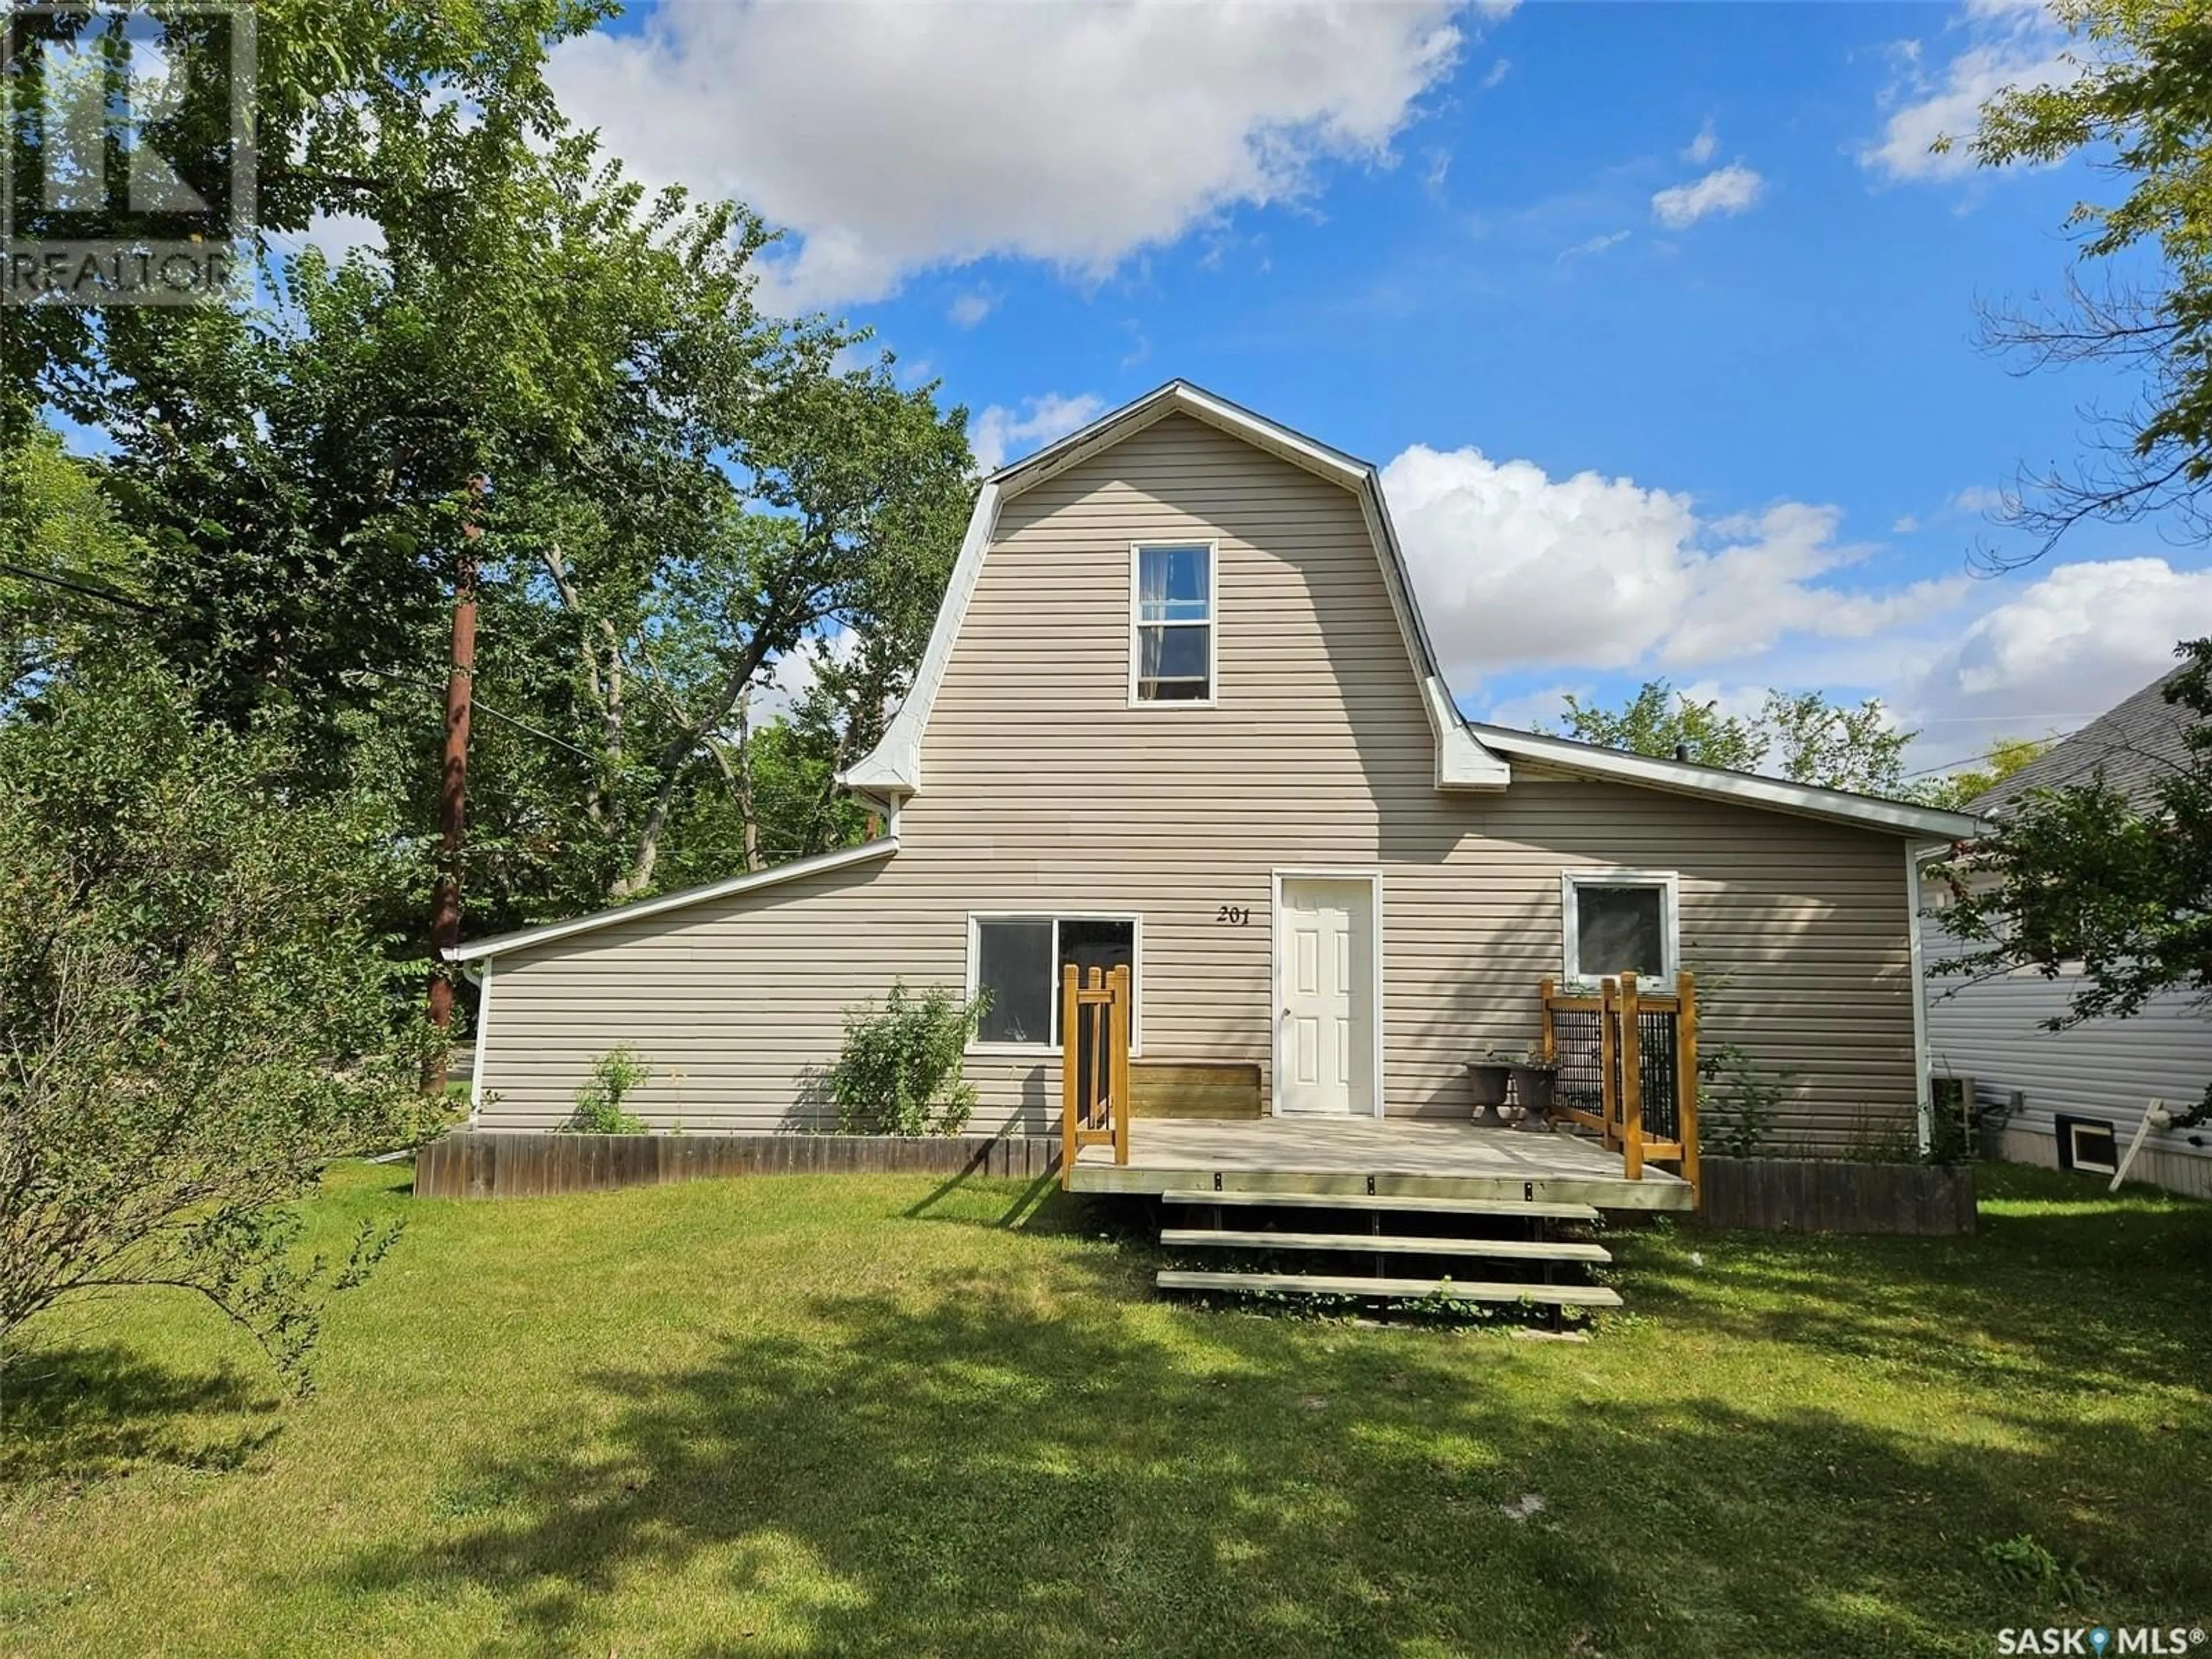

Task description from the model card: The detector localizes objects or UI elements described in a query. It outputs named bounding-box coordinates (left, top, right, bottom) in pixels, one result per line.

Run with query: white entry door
left=1277, top=876, right=1377, bottom=1116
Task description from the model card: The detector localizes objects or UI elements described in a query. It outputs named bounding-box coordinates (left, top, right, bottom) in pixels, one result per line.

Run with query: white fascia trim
left=1904, top=840, right=1937, bottom=1153
left=838, top=482, right=1002, bottom=796
left=467, top=956, right=493, bottom=1123
left=1353, top=477, right=1511, bottom=790
left=444, top=838, right=900, bottom=964
left=991, top=380, right=1371, bottom=497
left=1471, top=724, right=1991, bottom=840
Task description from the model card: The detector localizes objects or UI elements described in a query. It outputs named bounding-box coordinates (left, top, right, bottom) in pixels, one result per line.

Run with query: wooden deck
left=1068, top=1116, right=1696, bottom=1211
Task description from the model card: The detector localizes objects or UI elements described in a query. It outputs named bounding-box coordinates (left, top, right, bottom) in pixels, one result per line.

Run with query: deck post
left=1598, top=976, right=1621, bottom=1150
left=1110, top=963, right=1132, bottom=1166
left=1675, top=971, right=1699, bottom=1206
left=1619, top=970, right=1644, bottom=1180
left=1060, top=963, right=1079, bottom=1189
left=1538, top=977, right=1556, bottom=1066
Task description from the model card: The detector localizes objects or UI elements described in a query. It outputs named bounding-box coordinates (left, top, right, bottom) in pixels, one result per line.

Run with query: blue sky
left=556, top=3, right=2206, bottom=769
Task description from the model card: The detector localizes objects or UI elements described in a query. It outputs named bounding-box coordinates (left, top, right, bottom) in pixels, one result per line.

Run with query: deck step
left=1161, top=1187, right=1600, bottom=1222
left=1158, top=1228, right=1611, bottom=1263
left=1156, top=1269, right=1623, bottom=1308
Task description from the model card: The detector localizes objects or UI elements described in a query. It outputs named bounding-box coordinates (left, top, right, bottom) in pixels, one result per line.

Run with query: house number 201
left=1215, top=905, right=1251, bottom=926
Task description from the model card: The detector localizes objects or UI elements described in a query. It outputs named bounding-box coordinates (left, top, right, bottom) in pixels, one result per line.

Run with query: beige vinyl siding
left=476, top=412, right=1918, bottom=1150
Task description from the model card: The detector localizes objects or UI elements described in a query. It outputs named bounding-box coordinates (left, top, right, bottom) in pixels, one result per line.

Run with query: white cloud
left=947, top=290, right=997, bottom=329
left=969, top=392, right=1108, bottom=474
left=1892, top=513, right=1922, bottom=534
left=1900, top=558, right=2212, bottom=732
left=1861, top=1, right=2075, bottom=183
left=1650, top=163, right=1765, bottom=229
left=1683, top=119, right=1718, bottom=165
left=1949, top=483, right=2008, bottom=515
left=1381, top=445, right=1968, bottom=688
left=1479, top=57, right=1512, bottom=90
left=551, top=1, right=1471, bottom=310
left=1557, top=229, right=1630, bottom=264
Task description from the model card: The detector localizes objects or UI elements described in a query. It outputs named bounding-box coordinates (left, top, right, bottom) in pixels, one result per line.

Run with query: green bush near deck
left=1, top=1164, right=2207, bottom=1657
left=829, top=979, right=986, bottom=1136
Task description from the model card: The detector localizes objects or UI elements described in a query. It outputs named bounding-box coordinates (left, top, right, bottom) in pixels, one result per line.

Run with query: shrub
left=830, top=981, right=986, bottom=1137
left=0, top=669, right=443, bottom=1388
left=565, top=1046, right=651, bottom=1133
left=1698, top=1042, right=1796, bottom=1159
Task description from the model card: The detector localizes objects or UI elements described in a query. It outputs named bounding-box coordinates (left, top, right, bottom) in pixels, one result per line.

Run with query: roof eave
left=1471, top=725, right=1990, bottom=839
left=445, top=838, right=902, bottom=963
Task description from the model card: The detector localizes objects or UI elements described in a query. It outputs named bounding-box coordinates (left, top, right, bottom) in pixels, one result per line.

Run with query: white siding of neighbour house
left=1919, top=890, right=2212, bottom=1198
left=476, top=414, right=1924, bottom=1150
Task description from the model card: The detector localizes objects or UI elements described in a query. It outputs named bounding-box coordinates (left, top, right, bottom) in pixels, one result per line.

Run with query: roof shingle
left=1971, top=668, right=2199, bottom=816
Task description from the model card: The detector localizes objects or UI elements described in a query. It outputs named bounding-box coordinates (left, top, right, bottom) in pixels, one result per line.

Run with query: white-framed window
left=2059, top=1115, right=2119, bottom=1176
left=966, top=914, right=1141, bottom=1052
left=1130, top=541, right=1215, bottom=705
left=1560, top=869, right=1680, bottom=984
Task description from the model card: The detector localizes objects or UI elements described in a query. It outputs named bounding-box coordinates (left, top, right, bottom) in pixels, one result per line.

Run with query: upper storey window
left=1131, top=542, right=1215, bottom=704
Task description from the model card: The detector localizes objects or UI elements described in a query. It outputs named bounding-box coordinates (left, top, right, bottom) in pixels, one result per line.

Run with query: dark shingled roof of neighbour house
left=1971, top=668, right=2198, bottom=817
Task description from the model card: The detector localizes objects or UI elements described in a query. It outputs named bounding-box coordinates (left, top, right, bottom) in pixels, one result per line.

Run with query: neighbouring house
left=451, top=381, right=1981, bottom=1204
left=1919, top=671, right=2212, bottom=1200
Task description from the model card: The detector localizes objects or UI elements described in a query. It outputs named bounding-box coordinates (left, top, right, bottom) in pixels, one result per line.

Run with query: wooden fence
left=1539, top=970, right=1700, bottom=1196
left=414, top=1130, right=1062, bottom=1200
left=1694, top=1156, right=1976, bottom=1236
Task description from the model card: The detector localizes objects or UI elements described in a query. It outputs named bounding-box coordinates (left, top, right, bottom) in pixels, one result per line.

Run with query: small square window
left=1562, top=872, right=1677, bottom=983
left=1133, top=544, right=1213, bottom=703
left=2057, top=1115, right=2118, bottom=1176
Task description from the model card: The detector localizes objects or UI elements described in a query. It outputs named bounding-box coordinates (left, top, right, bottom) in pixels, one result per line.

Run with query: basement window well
left=2056, top=1114, right=2119, bottom=1177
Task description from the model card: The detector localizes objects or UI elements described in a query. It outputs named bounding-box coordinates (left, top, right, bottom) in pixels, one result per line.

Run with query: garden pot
left=1467, top=1061, right=1513, bottom=1128
left=1508, top=1065, right=1558, bottom=1131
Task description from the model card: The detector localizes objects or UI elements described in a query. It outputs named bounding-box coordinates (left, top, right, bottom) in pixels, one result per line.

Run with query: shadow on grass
left=0, top=1344, right=283, bottom=1483
left=334, top=1198, right=2212, bottom=1659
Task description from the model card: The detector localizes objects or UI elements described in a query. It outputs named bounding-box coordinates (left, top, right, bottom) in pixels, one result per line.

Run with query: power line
left=0, top=558, right=160, bottom=615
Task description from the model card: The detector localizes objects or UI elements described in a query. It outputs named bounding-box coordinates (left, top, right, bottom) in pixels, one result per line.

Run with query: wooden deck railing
left=1060, top=963, right=1132, bottom=1188
left=1539, top=970, right=1700, bottom=1200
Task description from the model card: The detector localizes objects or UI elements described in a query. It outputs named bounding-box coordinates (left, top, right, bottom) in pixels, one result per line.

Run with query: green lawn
left=3, top=1161, right=2208, bottom=1658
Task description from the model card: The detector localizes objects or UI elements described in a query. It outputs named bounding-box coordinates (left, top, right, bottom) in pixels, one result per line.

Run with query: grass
left=2, top=1162, right=2209, bottom=1657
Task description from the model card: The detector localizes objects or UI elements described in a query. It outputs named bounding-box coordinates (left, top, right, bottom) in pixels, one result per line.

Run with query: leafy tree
left=0, top=431, right=153, bottom=701
left=1917, top=736, right=2051, bottom=812
left=1762, top=690, right=1912, bottom=796
left=1935, top=638, right=2212, bottom=1126
left=1548, top=679, right=1917, bottom=794
left=1551, top=680, right=1766, bottom=771
left=0, top=669, right=444, bottom=1384
left=1961, top=0, right=2212, bottom=561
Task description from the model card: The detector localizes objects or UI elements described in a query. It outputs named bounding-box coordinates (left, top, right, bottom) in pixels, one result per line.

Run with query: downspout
left=1904, top=842, right=1938, bottom=1156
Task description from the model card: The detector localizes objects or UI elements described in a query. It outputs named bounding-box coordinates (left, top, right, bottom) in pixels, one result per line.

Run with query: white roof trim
left=840, top=482, right=1000, bottom=795
left=445, top=838, right=900, bottom=963
left=839, top=380, right=1512, bottom=796
left=1470, top=724, right=1991, bottom=840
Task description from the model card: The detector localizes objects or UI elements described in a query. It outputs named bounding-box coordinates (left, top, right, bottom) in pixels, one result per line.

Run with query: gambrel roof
left=842, top=380, right=1985, bottom=844
left=841, top=380, right=1512, bottom=799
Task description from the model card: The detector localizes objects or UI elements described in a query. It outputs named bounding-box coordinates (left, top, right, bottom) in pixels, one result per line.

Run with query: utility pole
left=425, top=479, right=484, bottom=1091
